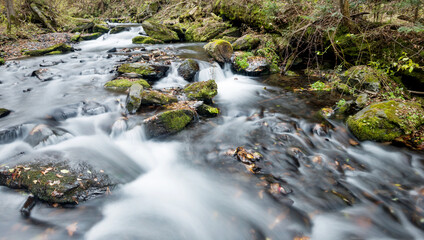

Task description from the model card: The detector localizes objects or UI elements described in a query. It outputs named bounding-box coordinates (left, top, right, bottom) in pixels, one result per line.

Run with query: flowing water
left=1, top=26, right=424, bottom=240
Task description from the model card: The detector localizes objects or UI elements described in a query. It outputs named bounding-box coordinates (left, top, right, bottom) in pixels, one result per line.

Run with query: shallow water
left=0, top=26, right=424, bottom=240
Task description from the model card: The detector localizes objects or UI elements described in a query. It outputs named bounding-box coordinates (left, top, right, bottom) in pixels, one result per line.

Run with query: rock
left=184, top=80, right=218, bottom=102
left=0, top=152, right=115, bottom=204
left=80, top=32, right=103, bottom=41
left=177, top=59, right=199, bottom=82
left=24, top=43, right=73, bottom=56
left=0, top=108, right=11, bottom=118
left=0, top=125, right=25, bottom=144
left=31, top=68, right=61, bottom=82
left=104, top=78, right=150, bottom=92
left=232, top=51, right=270, bottom=76
left=117, top=63, right=170, bottom=81
left=47, top=102, right=108, bottom=121
left=110, top=26, right=129, bottom=34
left=185, top=18, right=230, bottom=42
left=141, top=21, right=179, bottom=43
left=343, top=66, right=388, bottom=92
left=140, top=90, right=178, bottom=106
left=355, top=93, right=368, bottom=109
left=24, top=124, right=73, bottom=148
left=126, top=83, right=144, bottom=114
left=93, top=24, right=109, bottom=33
left=39, top=60, right=62, bottom=67
left=255, top=48, right=281, bottom=73
left=143, top=109, right=196, bottom=138
left=71, top=33, right=81, bottom=42
left=82, top=101, right=109, bottom=115
left=132, top=36, right=164, bottom=44
left=232, top=34, right=261, bottom=51
left=204, top=40, right=233, bottom=63
left=196, top=104, right=219, bottom=118
left=347, top=100, right=424, bottom=142
left=107, top=48, right=117, bottom=53
left=0, top=58, right=4, bottom=65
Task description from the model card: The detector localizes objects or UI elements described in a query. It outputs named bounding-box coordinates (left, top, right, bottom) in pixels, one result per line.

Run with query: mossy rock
left=0, top=58, right=5, bottom=65
left=204, top=39, right=233, bottom=63
left=93, top=24, right=109, bottom=33
left=256, top=48, right=280, bottom=73
left=24, top=43, right=73, bottom=56
left=184, top=80, right=218, bottom=102
left=343, top=66, right=388, bottom=92
left=110, top=26, right=129, bottom=34
left=117, top=63, right=169, bottom=81
left=141, top=21, right=179, bottom=43
left=196, top=104, right=219, bottom=118
left=0, top=154, right=114, bottom=204
left=347, top=100, right=424, bottom=142
left=104, top=78, right=150, bottom=92
left=185, top=18, right=230, bottom=42
left=232, top=34, right=260, bottom=51
left=71, top=34, right=81, bottom=42
left=126, top=83, right=144, bottom=114
left=140, top=90, right=178, bottom=106
left=144, top=109, right=196, bottom=138
left=177, top=59, right=199, bottom=82
left=80, top=32, right=103, bottom=41
left=132, top=36, right=164, bottom=44
left=0, top=108, right=11, bottom=118
left=232, top=51, right=270, bottom=76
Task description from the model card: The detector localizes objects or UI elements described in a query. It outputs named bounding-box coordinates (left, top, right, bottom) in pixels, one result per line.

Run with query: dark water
left=0, top=26, right=424, bottom=240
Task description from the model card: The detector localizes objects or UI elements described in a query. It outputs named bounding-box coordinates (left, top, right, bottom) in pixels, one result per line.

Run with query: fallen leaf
left=60, top=169, right=69, bottom=174
left=56, top=174, right=63, bottom=178
left=66, top=222, right=78, bottom=237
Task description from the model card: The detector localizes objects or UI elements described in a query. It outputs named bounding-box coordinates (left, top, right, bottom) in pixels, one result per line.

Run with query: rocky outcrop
left=204, top=40, right=233, bottom=63
left=143, top=109, right=196, bottom=138
left=177, top=59, right=199, bottom=82
left=141, top=21, right=179, bottom=42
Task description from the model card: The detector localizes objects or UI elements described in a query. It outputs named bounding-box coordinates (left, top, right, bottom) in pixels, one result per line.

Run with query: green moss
left=140, top=90, right=178, bottom=106
left=232, top=34, right=260, bottom=51
left=158, top=110, right=193, bottom=131
left=234, top=52, right=254, bottom=70
left=204, top=40, right=233, bottom=63
left=343, top=66, right=387, bottom=92
left=93, top=24, right=109, bottom=33
left=118, top=63, right=155, bottom=75
left=80, top=32, right=102, bottom=40
left=256, top=48, right=280, bottom=73
left=46, top=51, right=62, bottom=55
left=132, top=36, right=164, bottom=44
left=24, top=43, right=73, bottom=56
left=141, top=21, right=179, bottom=42
left=0, top=58, right=4, bottom=65
left=197, top=104, right=220, bottom=117
left=347, top=100, right=424, bottom=142
left=184, top=80, right=218, bottom=101
left=185, top=18, right=230, bottom=42
left=71, top=34, right=81, bottom=42
left=105, top=79, right=150, bottom=91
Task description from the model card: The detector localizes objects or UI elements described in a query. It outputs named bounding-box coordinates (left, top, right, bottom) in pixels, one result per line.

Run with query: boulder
left=24, top=43, right=73, bottom=56
left=0, top=125, right=25, bottom=144
left=143, top=109, right=196, bottom=138
left=117, top=63, right=170, bottom=81
left=104, top=78, right=150, bottom=92
left=185, top=18, right=230, bottom=42
left=196, top=104, right=219, bottom=118
left=184, top=80, right=218, bottom=102
left=232, top=35, right=261, bottom=51
left=177, top=59, right=199, bottom=82
left=204, top=40, right=233, bottom=63
left=141, top=21, right=179, bottom=42
left=140, top=90, right=178, bottom=106
left=347, top=100, right=424, bottom=142
left=31, top=68, right=61, bottom=82
left=0, top=108, right=11, bottom=118
left=343, top=66, right=388, bottom=92
left=132, top=36, right=164, bottom=44
left=126, top=83, right=144, bottom=114
left=232, top=51, right=270, bottom=76
left=80, top=32, right=103, bottom=41
left=93, top=24, right=109, bottom=33
left=24, top=124, right=73, bottom=148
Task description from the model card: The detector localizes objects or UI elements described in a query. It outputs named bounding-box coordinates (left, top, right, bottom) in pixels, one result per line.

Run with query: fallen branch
left=30, top=3, right=56, bottom=33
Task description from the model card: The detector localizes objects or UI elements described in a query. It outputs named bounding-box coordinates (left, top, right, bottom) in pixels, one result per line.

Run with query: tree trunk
left=5, top=0, right=16, bottom=32
left=339, top=0, right=354, bottom=31
left=414, top=1, right=421, bottom=23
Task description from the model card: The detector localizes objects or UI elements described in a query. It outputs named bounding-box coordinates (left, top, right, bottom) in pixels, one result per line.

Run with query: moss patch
left=105, top=78, right=150, bottom=92
left=118, top=63, right=155, bottom=75
left=140, top=90, right=178, bottom=106
left=0, top=58, right=5, bottom=65
left=185, top=18, right=230, bottom=42
left=197, top=104, right=220, bottom=118
left=158, top=110, right=193, bottom=131
left=204, top=39, right=233, bottom=63
left=141, top=21, right=179, bottom=42
left=184, top=80, right=218, bottom=101
left=132, top=36, right=164, bottom=44
left=24, top=43, right=73, bottom=56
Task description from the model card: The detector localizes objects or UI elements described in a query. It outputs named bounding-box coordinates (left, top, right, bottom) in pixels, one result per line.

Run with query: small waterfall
left=154, top=61, right=189, bottom=89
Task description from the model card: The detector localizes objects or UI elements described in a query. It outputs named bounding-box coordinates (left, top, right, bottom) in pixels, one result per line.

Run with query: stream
left=1, top=26, right=424, bottom=240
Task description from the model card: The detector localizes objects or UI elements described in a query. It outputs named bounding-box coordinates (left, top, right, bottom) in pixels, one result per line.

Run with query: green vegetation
left=132, top=36, right=164, bottom=44
left=24, top=43, right=73, bottom=56
left=184, top=80, right=218, bottom=101
left=104, top=79, right=150, bottom=91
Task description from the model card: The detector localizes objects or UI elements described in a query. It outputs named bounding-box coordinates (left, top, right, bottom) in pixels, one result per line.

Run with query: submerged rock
left=31, top=68, right=61, bottom=82
left=143, top=109, right=196, bottom=138
left=24, top=124, right=73, bottom=148
left=0, top=152, right=115, bottom=204
left=204, top=40, right=233, bottom=63
left=104, top=78, right=150, bottom=92
left=184, top=80, right=218, bottom=102
left=0, top=108, right=11, bottom=118
left=24, top=43, right=73, bottom=56
left=126, top=83, right=144, bottom=114
left=118, top=63, right=170, bottom=81
left=132, top=36, right=164, bottom=44
left=177, top=59, right=199, bottom=82
left=347, top=100, right=424, bottom=142
left=232, top=51, right=269, bottom=76
left=141, top=21, right=179, bottom=42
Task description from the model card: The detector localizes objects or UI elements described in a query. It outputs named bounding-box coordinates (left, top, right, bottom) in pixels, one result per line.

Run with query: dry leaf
left=66, top=222, right=78, bottom=237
